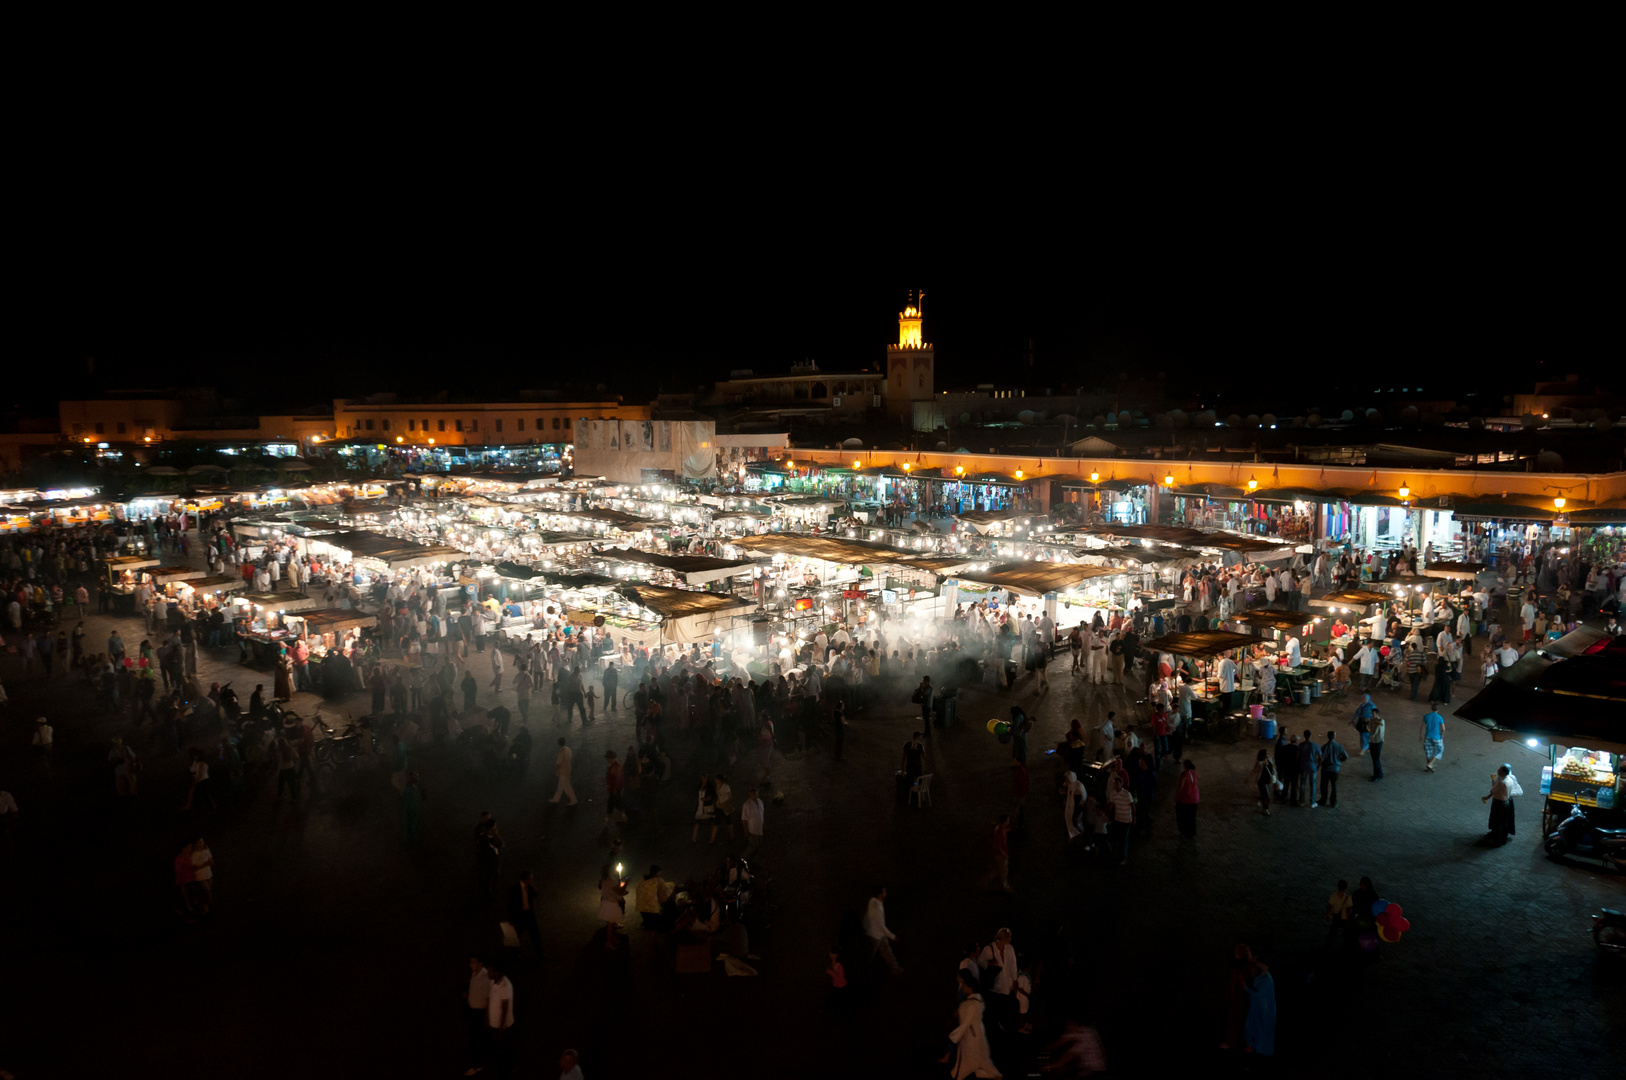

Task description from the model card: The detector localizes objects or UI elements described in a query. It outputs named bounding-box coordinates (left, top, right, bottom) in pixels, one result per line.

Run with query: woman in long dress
left=1060, top=771, right=1084, bottom=840
left=948, top=970, right=1001, bottom=1078
left=1483, top=763, right=1521, bottom=845
left=273, top=651, right=295, bottom=702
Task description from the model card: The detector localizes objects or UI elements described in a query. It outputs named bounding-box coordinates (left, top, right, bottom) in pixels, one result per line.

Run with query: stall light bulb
left=1526, top=739, right=1538, bottom=747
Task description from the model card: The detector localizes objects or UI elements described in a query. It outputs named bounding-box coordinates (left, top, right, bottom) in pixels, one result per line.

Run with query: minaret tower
left=885, top=289, right=934, bottom=420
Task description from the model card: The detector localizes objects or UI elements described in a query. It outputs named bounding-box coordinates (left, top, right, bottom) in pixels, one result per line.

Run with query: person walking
left=482, top=962, right=514, bottom=1073
left=741, top=787, right=765, bottom=856
left=988, top=814, right=1013, bottom=892
left=913, top=675, right=934, bottom=734
left=947, top=970, right=1000, bottom=1079
left=1105, top=772, right=1135, bottom=865
left=1325, top=880, right=1354, bottom=948
left=1427, top=655, right=1454, bottom=705
left=109, top=737, right=140, bottom=797
left=1174, top=759, right=1200, bottom=837
left=1320, top=731, right=1349, bottom=807
left=1367, top=709, right=1386, bottom=780
left=1274, top=730, right=1297, bottom=808
left=1482, top=763, right=1523, bottom=845
left=507, top=870, right=543, bottom=964
left=31, top=717, right=53, bottom=780
left=864, top=885, right=903, bottom=975
left=461, top=956, right=491, bottom=1076
left=1060, top=770, right=1085, bottom=840
left=550, top=739, right=577, bottom=806
left=603, top=751, right=625, bottom=824
left=489, top=646, right=504, bottom=694
left=1296, top=730, right=1322, bottom=808
left=402, top=772, right=425, bottom=842
left=1421, top=708, right=1446, bottom=772
left=1242, top=949, right=1276, bottom=1058
left=1249, top=749, right=1277, bottom=815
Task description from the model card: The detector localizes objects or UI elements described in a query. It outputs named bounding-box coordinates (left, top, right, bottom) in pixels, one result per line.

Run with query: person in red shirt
left=1175, top=759, right=1201, bottom=838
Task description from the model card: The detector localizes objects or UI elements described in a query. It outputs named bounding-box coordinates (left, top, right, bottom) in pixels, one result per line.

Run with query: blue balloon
left=1371, top=899, right=1390, bottom=918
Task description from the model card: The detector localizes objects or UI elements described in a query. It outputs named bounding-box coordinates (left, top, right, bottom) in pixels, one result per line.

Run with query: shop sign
left=881, top=589, right=898, bottom=603
left=842, top=589, right=863, bottom=599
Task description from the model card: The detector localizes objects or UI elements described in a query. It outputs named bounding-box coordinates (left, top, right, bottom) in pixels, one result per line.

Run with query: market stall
left=1455, top=625, right=1626, bottom=837
left=613, top=584, right=756, bottom=645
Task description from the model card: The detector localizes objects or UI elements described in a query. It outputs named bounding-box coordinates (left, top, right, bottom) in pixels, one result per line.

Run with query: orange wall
left=795, top=450, right=1626, bottom=506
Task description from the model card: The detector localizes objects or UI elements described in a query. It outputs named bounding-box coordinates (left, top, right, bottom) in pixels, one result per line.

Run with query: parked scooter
left=1595, top=908, right=1626, bottom=956
left=1544, top=805, right=1626, bottom=869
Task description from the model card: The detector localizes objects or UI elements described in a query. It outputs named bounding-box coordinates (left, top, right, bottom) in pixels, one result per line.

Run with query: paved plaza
left=1, top=557, right=1622, bottom=1078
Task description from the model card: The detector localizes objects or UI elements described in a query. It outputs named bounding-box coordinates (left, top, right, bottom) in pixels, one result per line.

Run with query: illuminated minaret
left=886, top=288, right=934, bottom=419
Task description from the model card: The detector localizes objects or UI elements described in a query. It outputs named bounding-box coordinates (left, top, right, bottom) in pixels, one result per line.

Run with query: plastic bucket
left=1260, top=718, right=1277, bottom=740
left=1249, top=704, right=1265, bottom=720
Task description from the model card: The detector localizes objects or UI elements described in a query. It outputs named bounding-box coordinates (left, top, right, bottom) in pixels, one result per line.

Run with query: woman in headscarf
left=1482, top=763, right=1522, bottom=845
left=1060, top=770, right=1085, bottom=840
left=947, top=969, right=1001, bottom=1078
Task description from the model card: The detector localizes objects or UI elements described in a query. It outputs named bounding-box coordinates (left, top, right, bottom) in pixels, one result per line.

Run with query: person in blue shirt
left=1421, top=709, right=1446, bottom=772
left=1320, top=731, right=1349, bottom=806
left=1296, top=730, right=1322, bottom=808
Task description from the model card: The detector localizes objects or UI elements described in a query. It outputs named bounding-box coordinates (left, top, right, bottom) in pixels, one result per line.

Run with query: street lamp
left=955, top=466, right=964, bottom=476
left=1089, top=470, right=1100, bottom=484
left=1163, top=474, right=1175, bottom=487
left=1398, top=482, right=1410, bottom=500
left=1554, top=497, right=1566, bottom=509
left=1015, top=469, right=1024, bottom=479
left=1248, top=475, right=1258, bottom=491
left=852, top=460, right=861, bottom=470
left=902, top=462, right=911, bottom=472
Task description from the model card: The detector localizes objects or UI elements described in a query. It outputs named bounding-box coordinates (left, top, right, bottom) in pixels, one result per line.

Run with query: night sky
left=14, top=104, right=1617, bottom=413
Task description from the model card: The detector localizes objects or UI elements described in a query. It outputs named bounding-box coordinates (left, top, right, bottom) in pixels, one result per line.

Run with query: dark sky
left=14, top=83, right=1617, bottom=413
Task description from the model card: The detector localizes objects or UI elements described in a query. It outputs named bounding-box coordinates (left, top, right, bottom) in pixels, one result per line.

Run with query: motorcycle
left=1595, top=909, right=1626, bottom=956
left=1544, top=805, right=1626, bottom=869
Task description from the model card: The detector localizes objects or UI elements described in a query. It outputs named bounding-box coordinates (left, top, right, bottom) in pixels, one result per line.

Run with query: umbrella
left=145, top=466, right=182, bottom=476
left=278, top=460, right=315, bottom=471
left=187, top=463, right=228, bottom=475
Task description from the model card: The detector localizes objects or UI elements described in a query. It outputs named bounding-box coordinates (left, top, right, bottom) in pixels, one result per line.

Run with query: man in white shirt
left=1285, top=636, right=1302, bottom=669
left=1218, top=656, right=1238, bottom=694
left=1496, top=643, right=1520, bottom=670
left=1038, top=613, right=1055, bottom=656
left=1520, top=599, right=1537, bottom=642
left=462, top=956, right=490, bottom=1074
left=549, top=738, right=577, bottom=805
left=1352, top=643, right=1378, bottom=689
left=979, top=928, right=1019, bottom=1022
left=863, top=886, right=902, bottom=974
left=481, top=962, right=514, bottom=1074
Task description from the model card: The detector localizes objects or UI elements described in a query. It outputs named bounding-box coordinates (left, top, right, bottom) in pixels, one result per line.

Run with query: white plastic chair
left=909, top=773, right=933, bottom=808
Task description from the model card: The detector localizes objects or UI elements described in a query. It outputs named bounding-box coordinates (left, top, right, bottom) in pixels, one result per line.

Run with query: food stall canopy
left=495, top=560, right=544, bottom=581
left=730, top=533, right=917, bottom=567
left=299, top=609, right=379, bottom=633
left=953, top=509, right=1033, bottom=532
left=1449, top=501, right=1560, bottom=521
left=1060, top=476, right=1132, bottom=491
left=953, top=561, right=1122, bottom=597
left=1076, top=544, right=1207, bottom=566
left=1455, top=630, right=1626, bottom=753
left=1563, top=505, right=1626, bottom=525
left=1231, top=608, right=1316, bottom=632
left=184, top=575, right=248, bottom=594
left=105, top=555, right=160, bottom=572
left=1311, top=589, right=1392, bottom=607
left=535, top=570, right=617, bottom=589
left=551, top=508, right=665, bottom=530
left=1140, top=630, right=1260, bottom=657
left=238, top=591, right=324, bottom=612
left=1378, top=572, right=1445, bottom=590
left=149, top=565, right=206, bottom=583
left=378, top=544, right=465, bottom=569
left=599, top=546, right=755, bottom=585
left=614, top=584, right=756, bottom=645
left=901, top=555, right=978, bottom=573
left=1422, top=561, right=1488, bottom=581
left=1171, top=483, right=1244, bottom=498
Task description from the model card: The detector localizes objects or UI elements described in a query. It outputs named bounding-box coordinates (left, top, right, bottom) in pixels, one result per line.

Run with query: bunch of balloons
left=1372, top=900, right=1411, bottom=943
left=985, top=719, right=1012, bottom=744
